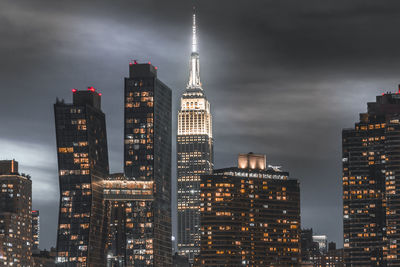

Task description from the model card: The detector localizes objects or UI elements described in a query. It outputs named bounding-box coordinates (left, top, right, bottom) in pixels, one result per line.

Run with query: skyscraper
left=32, top=209, right=40, bottom=251
left=342, top=89, right=400, bottom=266
left=198, top=153, right=301, bottom=266
left=0, top=160, right=32, bottom=266
left=177, top=8, right=213, bottom=262
left=54, top=88, right=110, bottom=266
left=124, top=62, right=172, bottom=266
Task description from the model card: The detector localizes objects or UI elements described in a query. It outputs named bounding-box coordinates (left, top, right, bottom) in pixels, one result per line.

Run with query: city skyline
left=3, top=0, right=400, bottom=251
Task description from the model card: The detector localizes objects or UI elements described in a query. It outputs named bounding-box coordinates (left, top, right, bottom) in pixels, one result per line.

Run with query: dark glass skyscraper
left=177, top=8, right=213, bottom=262
left=124, top=62, right=172, bottom=266
left=197, top=153, right=301, bottom=266
left=54, top=88, right=109, bottom=266
left=342, top=89, right=400, bottom=266
left=0, top=160, right=32, bottom=266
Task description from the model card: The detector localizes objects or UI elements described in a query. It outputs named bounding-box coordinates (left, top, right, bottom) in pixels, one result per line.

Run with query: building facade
left=104, top=174, right=126, bottom=267
left=301, top=229, right=343, bottom=267
left=103, top=173, right=154, bottom=267
left=0, top=160, right=33, bottom=266
left=301, top=228, right=319, bottom=263
left=309, top=248, right=344, bottom=267
left=198, top=153, right=301, bottom=266
left=313, top=235, right=328, bottom=254
left=33, top=248, right=57, bottom=267
left=124, top=62, right=172, bottom=266
left=177, top=8, right=213, bottom=262
left=54, top=88, right=110, bottom=266
left=32, top=210, right=40, bottom=251
left=342, top=90, right=400, bottom=266
left=172, top=252, right=190, bottom=267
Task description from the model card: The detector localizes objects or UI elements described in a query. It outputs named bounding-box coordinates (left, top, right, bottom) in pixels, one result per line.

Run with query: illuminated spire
left=192, top=6, right=197, bottom=53
left=187, top=6, right=201, bottom=89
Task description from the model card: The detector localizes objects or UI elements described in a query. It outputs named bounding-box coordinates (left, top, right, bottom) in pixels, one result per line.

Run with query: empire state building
left=177, top=8, right=213, bottom=262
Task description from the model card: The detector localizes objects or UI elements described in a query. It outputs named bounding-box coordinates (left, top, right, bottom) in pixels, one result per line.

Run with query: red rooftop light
left=72, top=89, right=77, bottom=93
left=88, top=86, right=95, bottom=92
left=99, top=93, right=102, bottom=96
left=148, top=61, right=151, bottom=64
left=155, top=66, right=158, bottom=70
left=129, top=62, right=133, bottom=66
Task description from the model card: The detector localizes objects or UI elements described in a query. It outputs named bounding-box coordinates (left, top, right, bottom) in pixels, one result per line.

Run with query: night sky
left=2, top=0, right=400, bottom=250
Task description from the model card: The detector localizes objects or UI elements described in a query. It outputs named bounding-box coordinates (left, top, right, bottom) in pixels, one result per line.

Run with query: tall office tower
left=54, top=88, right=110, bottom=266
left=0, top=160, right=32, bottom=266
left=177, top=8, right=213, bottom=262
left=124, top=62, right=172, bottom=266
left=198, top=153, right=301, bottom=266
left=342, top=89, right=400, bottom=266
left=32, top=210, right=40, bottom=251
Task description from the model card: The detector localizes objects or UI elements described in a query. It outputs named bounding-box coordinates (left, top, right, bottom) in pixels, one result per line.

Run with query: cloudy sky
left=2, top=0, right=400, bottom=249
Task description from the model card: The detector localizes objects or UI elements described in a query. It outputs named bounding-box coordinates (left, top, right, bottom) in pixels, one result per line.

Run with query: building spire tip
left=192, top=5, right=197, bottom=53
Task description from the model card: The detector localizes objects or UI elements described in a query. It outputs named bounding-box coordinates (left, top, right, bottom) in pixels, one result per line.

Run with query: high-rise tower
left=54, top=88, right=110, bottom=266
left=177, top=7, right=213, bottom=262
left=124, top=62, right=172, bottom=266
left=0, top=160, right=32, bottom=266
left=197, top=153, right=301, bottom=266
left=342, top=89, right=400, bottom=266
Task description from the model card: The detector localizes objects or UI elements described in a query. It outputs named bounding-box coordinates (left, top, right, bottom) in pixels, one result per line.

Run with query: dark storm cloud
left=2, top=0, right=400, bottom=249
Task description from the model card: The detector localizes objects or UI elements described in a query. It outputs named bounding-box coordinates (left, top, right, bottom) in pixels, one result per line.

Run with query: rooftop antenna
left=192, top=6, right=197, bottom=53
